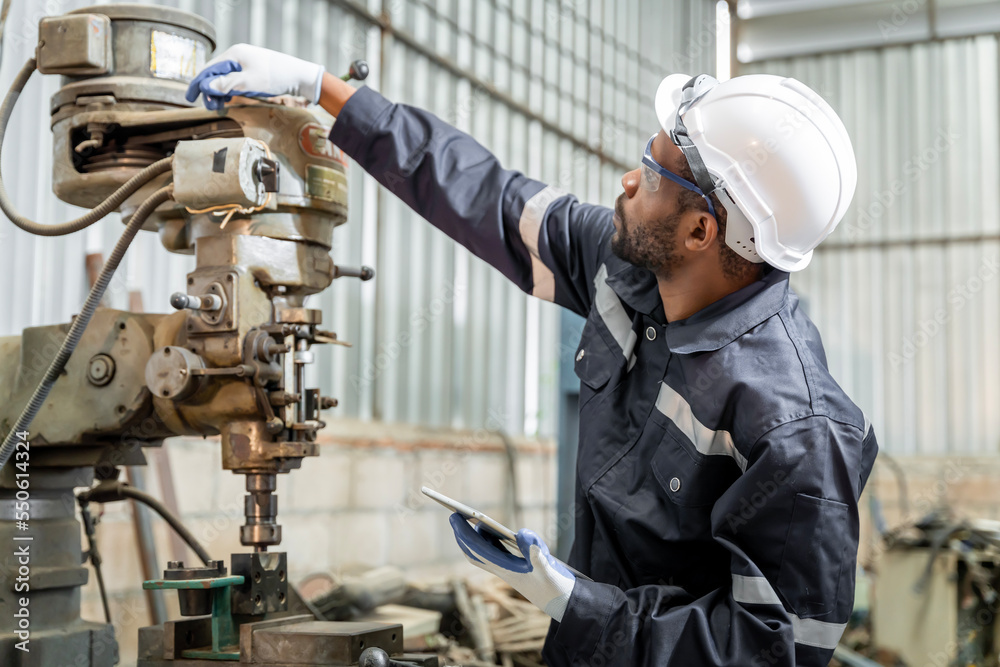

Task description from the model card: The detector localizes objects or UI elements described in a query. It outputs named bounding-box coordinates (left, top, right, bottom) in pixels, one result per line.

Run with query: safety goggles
left=639, top=134, right=717, bottom=220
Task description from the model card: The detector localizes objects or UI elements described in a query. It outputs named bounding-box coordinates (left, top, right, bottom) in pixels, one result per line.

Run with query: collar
left=605, top=257, right=790, bottom=354
left=604, top=255, right=662, bottom=315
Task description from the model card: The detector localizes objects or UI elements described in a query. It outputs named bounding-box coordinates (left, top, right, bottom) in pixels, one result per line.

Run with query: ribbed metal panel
left=743, top=36, right=1000, bottom=455
left=0, top=0, right=715, bottom=437
left=735, top=0, right=1000, bottom=62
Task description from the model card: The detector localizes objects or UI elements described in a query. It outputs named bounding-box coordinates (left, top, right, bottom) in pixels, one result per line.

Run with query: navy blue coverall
left=329, top=86, right=879, bottom=667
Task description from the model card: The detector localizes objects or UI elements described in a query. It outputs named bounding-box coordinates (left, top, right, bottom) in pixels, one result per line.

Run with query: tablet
left=421, top=486, right=518, bottom=545
left=421, top=486, right=593, bottom=582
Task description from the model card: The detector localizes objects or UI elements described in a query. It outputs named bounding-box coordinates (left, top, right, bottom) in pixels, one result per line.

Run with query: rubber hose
left=0, top=186, right=174, bottom=471
left=79, top=481, right=213, bottom=566
left=0, top=58, right=174, bottom=236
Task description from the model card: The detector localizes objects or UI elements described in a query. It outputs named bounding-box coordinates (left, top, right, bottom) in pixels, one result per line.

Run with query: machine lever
left=333, top=264, right=375, bottom=281
left=341, top=59, right=369, bottom=82
left=170, top=292, right=222, bottom=312
left=189, top=364, right=256, bottom=377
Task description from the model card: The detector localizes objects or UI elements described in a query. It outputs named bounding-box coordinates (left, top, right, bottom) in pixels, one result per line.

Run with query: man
left=188, top=45, right=878, bottom=666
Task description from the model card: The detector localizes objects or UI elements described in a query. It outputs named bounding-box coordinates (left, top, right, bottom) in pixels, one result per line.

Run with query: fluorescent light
left=716, top=1, right=731, bottom=81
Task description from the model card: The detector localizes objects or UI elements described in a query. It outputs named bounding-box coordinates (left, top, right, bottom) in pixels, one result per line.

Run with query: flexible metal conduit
left=0, top=59, right=178, bottom=471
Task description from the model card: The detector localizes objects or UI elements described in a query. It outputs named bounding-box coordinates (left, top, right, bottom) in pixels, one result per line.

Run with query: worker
left=187, top=45, right=878, bottom=667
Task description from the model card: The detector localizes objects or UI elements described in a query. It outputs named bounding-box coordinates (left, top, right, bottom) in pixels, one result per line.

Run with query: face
left=612, top=130, right=707, bottom=280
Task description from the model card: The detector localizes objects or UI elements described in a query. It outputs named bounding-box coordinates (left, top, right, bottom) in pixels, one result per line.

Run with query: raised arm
left=187, top=46, right=615, bottom=315
left=324, top=77, right=614, bottom=316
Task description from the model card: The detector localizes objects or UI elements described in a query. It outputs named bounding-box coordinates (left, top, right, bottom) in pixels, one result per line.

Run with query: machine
left=0, top=5, right=428, bottom=665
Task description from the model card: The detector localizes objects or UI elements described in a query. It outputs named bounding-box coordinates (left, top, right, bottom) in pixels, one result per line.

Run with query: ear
left=683, top=211, right=719, bottom=253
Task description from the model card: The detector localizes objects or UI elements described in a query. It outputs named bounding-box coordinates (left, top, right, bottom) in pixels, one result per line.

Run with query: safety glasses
left=639, top=134, right=717, bottom=220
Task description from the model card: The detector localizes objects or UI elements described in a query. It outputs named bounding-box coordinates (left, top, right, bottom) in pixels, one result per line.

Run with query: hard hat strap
left=671, top=75, right=722, bottom=203
left=672, top=118, right=719, bottom=199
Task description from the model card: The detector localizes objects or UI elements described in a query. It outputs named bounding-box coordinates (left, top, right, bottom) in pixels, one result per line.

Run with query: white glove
left=186, top=44, right=324, bottom=110
left=449, top=513, right=576, bottom=622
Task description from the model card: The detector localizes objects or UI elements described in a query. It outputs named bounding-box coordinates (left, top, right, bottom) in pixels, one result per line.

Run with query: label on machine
left=150, top=30, right=207, bottom=82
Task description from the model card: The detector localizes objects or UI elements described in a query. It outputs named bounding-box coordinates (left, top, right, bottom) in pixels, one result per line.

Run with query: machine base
left=0, top=622, right=118, bottom=667
left=138, top=615, right=439, bottom=666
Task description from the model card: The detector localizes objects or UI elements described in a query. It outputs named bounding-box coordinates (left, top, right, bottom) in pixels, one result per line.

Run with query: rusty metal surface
left=145, top=346, right=206, bottom=401
left=50, top=103, right=348, bottom=238
left=249, top=620, right=404, bottom=665
left=0, top=308, right=169, bottom=449
left=139, top=616, right=410, bottom=666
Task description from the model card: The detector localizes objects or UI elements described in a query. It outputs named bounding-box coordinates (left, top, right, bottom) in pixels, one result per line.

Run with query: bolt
left=268, top=391, right=299, bottom=407
left=87, top=354, right=115, bottom=386
left=266, top=342, right=290, bottom=356
left=320, top=397, right=338, bottom=409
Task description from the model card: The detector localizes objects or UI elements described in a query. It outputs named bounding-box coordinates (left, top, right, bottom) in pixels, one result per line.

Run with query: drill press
left=0, top=5, right=427, bottom=665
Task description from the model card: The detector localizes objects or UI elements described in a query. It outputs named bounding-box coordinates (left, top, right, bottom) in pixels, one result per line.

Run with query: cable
left=78, top=480, right=213, bottom=567
left=0, top=186, right=174, bottom=472
left=78, top=498, right=112, bottom=624
left=182, top=139, right=275, bottom=228
left=0, top=58, right=174, bottom=236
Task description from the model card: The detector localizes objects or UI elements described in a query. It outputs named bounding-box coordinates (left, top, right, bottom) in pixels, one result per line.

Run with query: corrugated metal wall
left=743, top=36, right=1000, bottom=455
left=0, top=0, right=717, bottom=436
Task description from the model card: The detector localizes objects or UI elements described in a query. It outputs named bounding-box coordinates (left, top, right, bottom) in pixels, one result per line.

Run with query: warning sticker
left=150, top=30, right=206, bottom=82
left=298, top=123, right=348, bottom=167
left=306, top=165, right=348, bottom=202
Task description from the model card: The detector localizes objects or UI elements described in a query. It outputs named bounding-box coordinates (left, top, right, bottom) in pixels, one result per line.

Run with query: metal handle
left=170, top=292, right=222, bottom=312
left=341, top=59, right=369, bottom=82
left=333, top=264, right=375, bottom=281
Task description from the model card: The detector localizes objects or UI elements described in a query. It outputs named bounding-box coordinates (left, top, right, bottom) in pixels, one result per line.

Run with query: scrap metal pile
left=299, top=567, right=553, bottom=667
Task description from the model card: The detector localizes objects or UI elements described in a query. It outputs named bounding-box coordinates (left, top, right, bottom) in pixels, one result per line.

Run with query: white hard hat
left=654, top=73, right=857, bottom=272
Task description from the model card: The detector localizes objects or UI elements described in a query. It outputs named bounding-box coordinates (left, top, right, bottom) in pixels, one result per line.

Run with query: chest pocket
left=651, top=423, right=742, bottom=508
left=573, top=311, right=627, bottom=400
left=611, top=421, right=739, bottom=589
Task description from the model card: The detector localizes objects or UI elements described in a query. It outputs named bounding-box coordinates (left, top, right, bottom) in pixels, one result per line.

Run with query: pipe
left=78, top=498, right=112, bottom=624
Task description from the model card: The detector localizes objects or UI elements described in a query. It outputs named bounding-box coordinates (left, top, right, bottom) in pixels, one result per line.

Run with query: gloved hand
left=449, top=513, right=575, bottom=622
left=185, top=43, right=325, bottom=110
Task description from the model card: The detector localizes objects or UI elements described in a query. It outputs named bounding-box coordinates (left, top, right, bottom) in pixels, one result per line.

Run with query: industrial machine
left=0, top=5, right=428, bottom=665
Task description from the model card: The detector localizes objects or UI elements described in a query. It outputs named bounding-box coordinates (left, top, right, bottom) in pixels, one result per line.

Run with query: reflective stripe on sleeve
left=518, top=185, right=566, bottom=302
left=731, top=575, right=847, bottom=650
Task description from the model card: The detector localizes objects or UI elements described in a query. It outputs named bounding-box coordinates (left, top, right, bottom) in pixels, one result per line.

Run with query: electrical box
left=36, top=14, right=112, bottom=76
left=172, top=138, right=277, bottom=210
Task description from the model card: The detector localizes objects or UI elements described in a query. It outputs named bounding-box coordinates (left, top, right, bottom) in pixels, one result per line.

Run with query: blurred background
left=1, top=0, right=998, bottom=665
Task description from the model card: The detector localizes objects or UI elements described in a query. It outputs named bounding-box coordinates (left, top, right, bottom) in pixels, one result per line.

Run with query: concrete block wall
left=79, top=419, right=557, bottom=664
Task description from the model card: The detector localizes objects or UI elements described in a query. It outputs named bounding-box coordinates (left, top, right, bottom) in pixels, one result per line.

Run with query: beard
left=610, top=194, right=683, bottom=280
